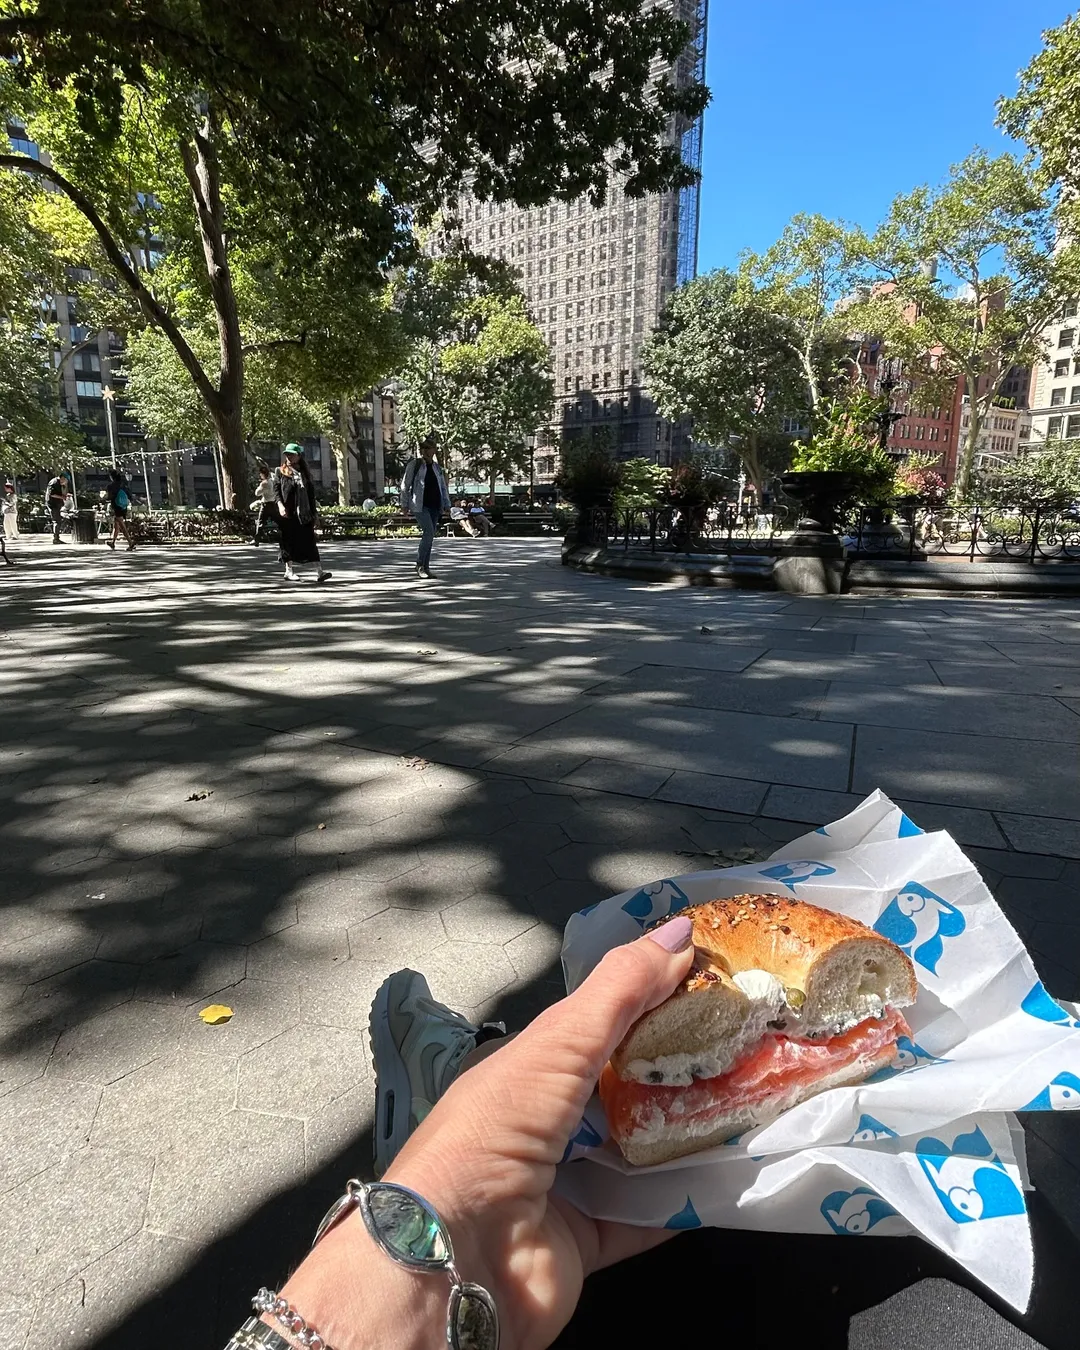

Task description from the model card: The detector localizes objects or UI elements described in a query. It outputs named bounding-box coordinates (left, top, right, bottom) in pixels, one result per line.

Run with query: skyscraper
left=447, top=0, right=707, bottom=477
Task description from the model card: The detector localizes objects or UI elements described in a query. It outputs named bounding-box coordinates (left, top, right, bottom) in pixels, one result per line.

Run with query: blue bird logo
left=558, top=1115, right=604, bottom=1163
left=757, top=860, right=837, bottom=892
left=620, top=879, right=690, bottom=928
left=665, top=1196, right=702, bottom=1230
left=850, top=1114, right=899, bottom=1143
left=1021, top=1071, right=1080, bottom=1112
left=873, top=881, right=965, bottom=975
left=865, top=1035, right=947, bottom=1083
left=1020, top=981, right=1080, bottom=1027
left=821, top=1186, right=899, bottom=1235
left=916, top=1126, right=1025, bottom=1224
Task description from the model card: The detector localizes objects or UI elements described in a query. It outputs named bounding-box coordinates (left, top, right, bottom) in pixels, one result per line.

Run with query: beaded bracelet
left=252, top=1289, right=329, bottom=1350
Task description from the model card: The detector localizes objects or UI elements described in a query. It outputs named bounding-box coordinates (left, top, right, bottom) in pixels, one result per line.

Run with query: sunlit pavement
left=2, top=534, right=1079, bottom=1348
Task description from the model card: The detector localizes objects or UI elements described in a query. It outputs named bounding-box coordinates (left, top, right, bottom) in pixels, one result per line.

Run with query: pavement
left=1, top=534, right=1079, bottom=1350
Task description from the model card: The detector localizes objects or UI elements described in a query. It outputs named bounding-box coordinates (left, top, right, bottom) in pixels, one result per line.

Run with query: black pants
left=49, top=503, right=63, bottom=541
left=254, top=503, right=272, bottom=541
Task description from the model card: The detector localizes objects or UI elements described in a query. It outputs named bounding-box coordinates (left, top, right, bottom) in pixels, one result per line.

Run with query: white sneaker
left=283, top=567, right=301, bottom=581
left=369, top=969, right=504, bottom=1177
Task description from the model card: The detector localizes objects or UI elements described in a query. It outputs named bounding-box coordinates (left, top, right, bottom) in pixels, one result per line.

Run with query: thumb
left=511, top=915, right=696, bottom=1110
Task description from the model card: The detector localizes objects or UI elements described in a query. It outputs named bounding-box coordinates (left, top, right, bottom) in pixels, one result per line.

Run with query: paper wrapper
left=555, top=791, right=1080, bottom=1312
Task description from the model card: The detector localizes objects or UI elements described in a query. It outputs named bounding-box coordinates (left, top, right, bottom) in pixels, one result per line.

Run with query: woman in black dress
left=273, top=443, right=331, bottom=583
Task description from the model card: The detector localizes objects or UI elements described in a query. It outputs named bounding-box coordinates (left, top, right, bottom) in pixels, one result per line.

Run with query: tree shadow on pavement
left=0, top=542, right=1077, bottom=1350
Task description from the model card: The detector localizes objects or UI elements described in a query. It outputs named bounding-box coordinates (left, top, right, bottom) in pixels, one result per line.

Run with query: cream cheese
left=623, top=968, right=787, bottom=1087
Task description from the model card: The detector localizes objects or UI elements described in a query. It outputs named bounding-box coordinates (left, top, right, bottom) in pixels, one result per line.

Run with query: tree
left=0, top=164, right=84, bottom=475
left=986, top=442, right=1080, bottom=510
left=739, top=214, right=868, bottom=416
left=0, top=0, right=707, bottom=504
left=642, top=270, right=805, bottom=495
left=853, top=151, right=1080, bottom=498
left=396, top=280, right=554, bottom=497
left=999, top=16, right=1080, bottom=204
left=0, top=328, right=84, bottom=477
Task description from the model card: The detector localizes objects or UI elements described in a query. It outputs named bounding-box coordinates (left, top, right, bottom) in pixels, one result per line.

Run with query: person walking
left=273, top=443, right=331, bottom=583
left=44, top=471, right=70, bottom=544
left=250, top=460, right=275, bottom=545
left=400, top=437, right=450, bottom=579
left=2, top=481, right=17, bottom=541
left=103, top=468, right=136, bottom=551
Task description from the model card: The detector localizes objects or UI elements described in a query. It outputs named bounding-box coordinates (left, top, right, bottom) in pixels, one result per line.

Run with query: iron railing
left=588, top=498, right=1080, bottom=565
left=846, top=501, right=1080, bottom=564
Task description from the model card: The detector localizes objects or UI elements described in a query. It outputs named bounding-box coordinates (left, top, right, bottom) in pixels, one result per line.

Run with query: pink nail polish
left=647, top=915, right=693, bottom=952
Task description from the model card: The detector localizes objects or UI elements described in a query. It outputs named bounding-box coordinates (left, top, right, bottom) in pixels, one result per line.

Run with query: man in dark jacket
left=45, top=472, right=70, bottom=544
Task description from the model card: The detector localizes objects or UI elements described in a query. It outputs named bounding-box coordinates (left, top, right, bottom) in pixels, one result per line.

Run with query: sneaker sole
left=369, top=973, right=418, bottom=1179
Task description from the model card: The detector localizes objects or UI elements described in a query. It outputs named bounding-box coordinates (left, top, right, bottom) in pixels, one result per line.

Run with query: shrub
left=555, top=433, right=622, bottom=508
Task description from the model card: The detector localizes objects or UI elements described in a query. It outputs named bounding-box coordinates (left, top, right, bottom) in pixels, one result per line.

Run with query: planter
left=778, top=471, right=861, bottom=536
left=564, top=501, right=612, bottom=549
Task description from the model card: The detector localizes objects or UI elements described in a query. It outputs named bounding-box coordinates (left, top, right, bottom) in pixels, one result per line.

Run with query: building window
left=1051, top=387, right=1067, bottom=405
left=1055, top=359, right=1070, bottom=377
left=1060, top=329, right=1075, bottom=347
left=1072, top=387, right=1080, bottom=405
left=914, top=424, right=924, bottom=439
left=1048, top=415, right=1063, bottom=438
left=75, top=380, right=102, bottom=399
left=1068, top=414, right=1080, bottom=439
left=929, top=427, right=939, bottom=442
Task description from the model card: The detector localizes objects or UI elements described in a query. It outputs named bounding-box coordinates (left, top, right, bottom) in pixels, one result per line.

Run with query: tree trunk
left=489, top=464, right=497, bottom=503
left=178, top=107, right=246, bottom=508
left=166, top=440, right=183, bottom=506
left=955, top=374, right=980, bottom=501
left=331, top=398, right=353, bottom=506
left=740, top=430, right=765, bottom=500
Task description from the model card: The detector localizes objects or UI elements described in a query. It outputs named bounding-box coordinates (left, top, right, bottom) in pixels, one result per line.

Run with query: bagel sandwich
left=599, top=894, right=918, bottom=1166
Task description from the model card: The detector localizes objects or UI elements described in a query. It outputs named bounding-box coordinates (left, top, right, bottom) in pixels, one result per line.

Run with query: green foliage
left=396, top=283, right=553, bottom=489
left=985, top=444, right=1080, bottom=511
left=0, top=328, right=85, bottom=475
left=738, top=214, right=869, bottom=412
left=665, top=454, right=723, bottom=510
left=851, top=150, right=1079, bottom=497
left=613, top=457, right=670, bottom=514
left=999, top=15, right=1080, bottom=204
left=896, top=452, right=947, bottom=501
left=789, top=392, right=896, bottom=504
left=642, top=269, right=804, bottom=493
left=122, top=327, right=325, bottom=447
left=554, top=431, right=622, bottom=508
left=0, top=0, right=708, bottom=253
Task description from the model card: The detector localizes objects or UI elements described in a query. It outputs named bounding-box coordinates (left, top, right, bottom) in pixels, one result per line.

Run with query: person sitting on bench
left=468, top=499, right=493, bottom=536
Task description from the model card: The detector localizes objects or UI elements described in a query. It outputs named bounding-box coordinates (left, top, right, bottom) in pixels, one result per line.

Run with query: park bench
left=501, top=511, right=556, bottom=534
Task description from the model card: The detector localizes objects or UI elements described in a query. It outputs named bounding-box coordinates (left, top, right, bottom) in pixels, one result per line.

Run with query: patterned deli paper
left=554, top=790, right=1080, bottom=1312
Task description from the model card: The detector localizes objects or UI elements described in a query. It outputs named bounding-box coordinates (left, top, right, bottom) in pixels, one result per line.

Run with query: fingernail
left=647, top=915, right=693, bottom=953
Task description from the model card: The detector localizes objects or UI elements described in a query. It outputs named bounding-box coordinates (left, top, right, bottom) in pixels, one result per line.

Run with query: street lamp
left=101, top=384, right=119, bottom=466
left=873, top=359, right=906, bottom=457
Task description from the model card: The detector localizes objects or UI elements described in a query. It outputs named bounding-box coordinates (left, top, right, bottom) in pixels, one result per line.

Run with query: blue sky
left=696, top=0, right=1072, bottom=272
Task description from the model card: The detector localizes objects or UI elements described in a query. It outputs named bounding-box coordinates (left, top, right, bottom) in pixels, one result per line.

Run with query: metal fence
left=591, top=498, right=1080, bottom=565
left=842, top=501, right=1080, bottom=564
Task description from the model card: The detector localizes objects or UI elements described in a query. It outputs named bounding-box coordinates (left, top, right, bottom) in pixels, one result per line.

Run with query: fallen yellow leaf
left=199, top=1004, right=234, bottom=1025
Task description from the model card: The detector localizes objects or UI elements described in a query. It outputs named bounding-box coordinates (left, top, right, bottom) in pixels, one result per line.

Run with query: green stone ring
left=313, top=1179, right=499, bottom=1350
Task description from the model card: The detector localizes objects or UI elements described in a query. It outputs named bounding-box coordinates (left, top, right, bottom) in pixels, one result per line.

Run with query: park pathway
left=1, top=536, right=1078, bottom=1348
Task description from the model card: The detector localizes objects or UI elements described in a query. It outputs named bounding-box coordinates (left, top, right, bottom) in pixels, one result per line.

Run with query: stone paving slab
left=2, top=538, right=1080, bottom=1348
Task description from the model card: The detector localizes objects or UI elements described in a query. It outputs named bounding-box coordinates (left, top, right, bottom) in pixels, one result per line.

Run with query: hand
left=278, top=503, right=286, bottom=518
left=279, top=918, right=695, bottom=1350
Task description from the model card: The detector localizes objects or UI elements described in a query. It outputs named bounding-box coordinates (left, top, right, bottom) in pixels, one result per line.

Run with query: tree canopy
left=0, top=0, right=706, bottom=504
left=738, top=213, right=867, bottom=415
left=396, top=270, right=554, bottom=493
left=850, top=150, right=1079, bottom=497
left=642, top=269, right=805, bottom=493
